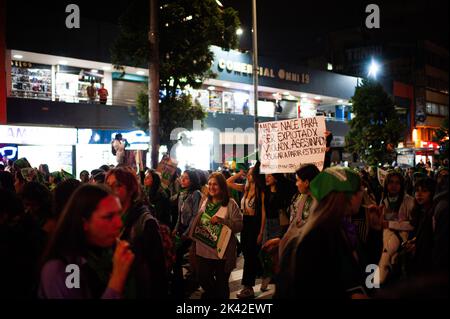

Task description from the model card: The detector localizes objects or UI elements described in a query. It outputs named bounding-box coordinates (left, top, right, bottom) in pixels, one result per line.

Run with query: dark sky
left=6, top=0, right=449, bottom=64
left=222, top=0, right=449, bottom=63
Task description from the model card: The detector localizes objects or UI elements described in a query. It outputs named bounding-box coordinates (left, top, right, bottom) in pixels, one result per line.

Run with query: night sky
left=222, top=0, right=449, bottom=63
left=6, top=0, right=449, bottom=65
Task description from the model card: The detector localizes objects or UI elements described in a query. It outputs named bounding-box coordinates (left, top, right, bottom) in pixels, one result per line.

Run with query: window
left=426, top=102, right=449, bottom=116
left=426, top=102, right=440, bottom=115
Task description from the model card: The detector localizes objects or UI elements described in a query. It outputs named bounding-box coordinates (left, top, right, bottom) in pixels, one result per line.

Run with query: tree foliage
left=346, top=79, right=406, bottom=166
left=135, top=91, right=206, bottom=148
left=433, top=117, right=449, bottom=162
left=111, top=0, right=240, bottom=148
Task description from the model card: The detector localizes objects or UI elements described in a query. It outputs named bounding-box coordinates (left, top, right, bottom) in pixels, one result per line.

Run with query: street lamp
left=367, top=58, right=380, bottom=79
left=236, top=27, right=243, bottom=36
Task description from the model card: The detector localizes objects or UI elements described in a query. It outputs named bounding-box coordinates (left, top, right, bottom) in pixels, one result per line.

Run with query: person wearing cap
left=276, top=167, right=367, bottom=299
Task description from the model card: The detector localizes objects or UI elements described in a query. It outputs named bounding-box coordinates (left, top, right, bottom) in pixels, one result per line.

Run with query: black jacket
left=121, top=202, right=168, bottom=298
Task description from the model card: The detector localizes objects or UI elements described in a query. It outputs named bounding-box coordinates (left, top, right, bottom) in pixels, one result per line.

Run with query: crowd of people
left=0, top=156, right=448, bottom=299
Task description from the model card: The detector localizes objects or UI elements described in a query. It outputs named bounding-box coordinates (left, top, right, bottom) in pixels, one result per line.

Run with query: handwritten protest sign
left=258, top=117, right=327, bottom=173
left=156, top=156, right=178, bottom=189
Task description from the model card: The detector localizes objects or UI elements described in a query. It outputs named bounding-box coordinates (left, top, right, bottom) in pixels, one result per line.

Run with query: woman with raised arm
left=227, top=161, right=266, bottom=299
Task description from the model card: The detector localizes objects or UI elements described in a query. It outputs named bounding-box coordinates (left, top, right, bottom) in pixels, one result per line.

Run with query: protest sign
left=377, top=167, right=389, bottom=187
left=156, top=156, right=178, bottom=189
left=192, top=206, right=232, bottom=259
left=258, top=117, right=327, bottom=173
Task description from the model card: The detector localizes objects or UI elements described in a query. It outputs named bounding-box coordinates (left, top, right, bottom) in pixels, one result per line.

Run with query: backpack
left=111, top=142, right=117, bottom=156
left=134, top=212, right=176, bottom=271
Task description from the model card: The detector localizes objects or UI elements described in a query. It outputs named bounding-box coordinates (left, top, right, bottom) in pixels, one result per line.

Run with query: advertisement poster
left=258, top=117, right=327, bottom=173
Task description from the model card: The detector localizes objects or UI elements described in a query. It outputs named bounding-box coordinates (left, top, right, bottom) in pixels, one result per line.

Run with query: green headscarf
left=14, top=157, right=31, bottom=170
left=310, top=167, right=361, bottom=202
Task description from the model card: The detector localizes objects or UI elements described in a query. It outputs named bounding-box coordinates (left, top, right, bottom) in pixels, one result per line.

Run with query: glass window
left=431, top=103, right=440, bottom=115
left=440, top=105, right=449, bottom=116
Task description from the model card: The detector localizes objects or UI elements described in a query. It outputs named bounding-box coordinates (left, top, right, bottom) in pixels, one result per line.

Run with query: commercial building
left=1, top=3, right=362, bottom=172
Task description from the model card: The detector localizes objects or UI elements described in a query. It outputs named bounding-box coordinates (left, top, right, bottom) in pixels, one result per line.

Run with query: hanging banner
left=258, top=117, right=327, bottom=173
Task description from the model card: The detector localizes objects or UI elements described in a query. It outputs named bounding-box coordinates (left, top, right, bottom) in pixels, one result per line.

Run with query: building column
left=0, top=0, right=7, bottom=124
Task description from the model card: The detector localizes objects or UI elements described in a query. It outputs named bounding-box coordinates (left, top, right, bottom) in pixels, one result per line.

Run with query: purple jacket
left=39, top=259, right=121, bottom=299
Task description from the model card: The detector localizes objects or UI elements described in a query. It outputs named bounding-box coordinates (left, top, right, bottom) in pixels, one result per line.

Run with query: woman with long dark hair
left=171, top=169, right=203, bottom=298
left=39, top=184, right=134, bottom=298
left=105, top=167, right=168, bottom=298
left=405, top=177, right=437, bottom=276
left=144, top=169, right=171, bottom=227
left=375, top=171, right=415, bottom=285
left=227, top=161, right=266, bottom=299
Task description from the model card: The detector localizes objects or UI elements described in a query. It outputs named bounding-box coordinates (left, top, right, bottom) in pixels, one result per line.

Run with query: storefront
left=169, top=130, right=214, bottom=172
left=112, top=72, right=147, bottom=107
left=10, top=60, right=52, bottom=100
left=0, top=125, right=76, bottom=174
left=8, top=50, right=120, bottom=105
left=76, top=128, right=151, bottom=178
left=55, top=65, right=105, bottom=103
left=396, top=142, right=440, bottom=168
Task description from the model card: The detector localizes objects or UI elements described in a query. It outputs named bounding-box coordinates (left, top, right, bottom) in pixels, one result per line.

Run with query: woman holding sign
left=189, top=172, right=243, bottom=299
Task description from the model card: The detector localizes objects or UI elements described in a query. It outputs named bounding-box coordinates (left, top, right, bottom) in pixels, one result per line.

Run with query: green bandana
left=204, top=201, right=222, bottom=217
left=310, top=167, right=361, bottom=202
left=14, top=158, right=31, bottom=170
left=85, top=248, right=113, bottom=287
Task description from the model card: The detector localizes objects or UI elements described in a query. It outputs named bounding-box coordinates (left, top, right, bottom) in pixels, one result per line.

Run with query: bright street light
left=368, top=59, right=380, bottom=79
left=236, top=28, right=243, bottom=36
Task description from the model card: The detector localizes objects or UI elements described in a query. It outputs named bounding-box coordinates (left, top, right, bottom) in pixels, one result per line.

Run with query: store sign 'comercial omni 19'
left=217, top=59, right=310, bottom=84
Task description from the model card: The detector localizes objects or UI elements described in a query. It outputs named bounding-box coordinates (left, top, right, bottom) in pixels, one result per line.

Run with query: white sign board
left=0, top=125, right=77, bottom=145
left=397, top=154, right=414, bottom=167
left=258, top=117, right=327, bottom=173
left=18, top=145, right=73, bottom=173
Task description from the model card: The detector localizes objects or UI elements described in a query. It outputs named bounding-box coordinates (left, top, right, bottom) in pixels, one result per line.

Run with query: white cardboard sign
left=258, top=117, right=327, bottom=173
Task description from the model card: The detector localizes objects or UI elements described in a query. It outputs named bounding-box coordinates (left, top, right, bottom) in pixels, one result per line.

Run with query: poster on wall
left=258, top=117, right=327, bottom=173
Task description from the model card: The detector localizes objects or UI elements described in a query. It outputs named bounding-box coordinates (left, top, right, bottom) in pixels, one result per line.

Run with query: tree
left=433, top=117, right=449, bottom=163
left=346, top=79, right=406, bottom=166
left=111, top=0, right=240, bottom=164
left=135, top=90, right=205, bottom=148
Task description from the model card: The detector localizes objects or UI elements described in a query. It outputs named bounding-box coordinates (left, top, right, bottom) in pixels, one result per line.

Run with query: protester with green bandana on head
left=276, top=167, right=367, bottom=299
